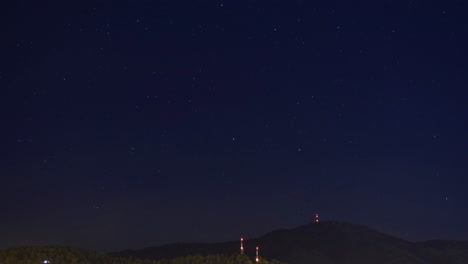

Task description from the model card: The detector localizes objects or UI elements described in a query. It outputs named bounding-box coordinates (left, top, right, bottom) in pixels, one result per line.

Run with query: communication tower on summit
left=315, top=213, right=319, bottom=223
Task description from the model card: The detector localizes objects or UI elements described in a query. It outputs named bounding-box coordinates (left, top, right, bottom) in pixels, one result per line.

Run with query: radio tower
left=256, top=246, right=259, bottom=263
left=315, top=213, right=319, bottom=223
left=240, top=238, right=244, bottom=255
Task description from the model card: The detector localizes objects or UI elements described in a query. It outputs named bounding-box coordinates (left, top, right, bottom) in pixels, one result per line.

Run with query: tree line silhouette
left=0, top=246, right=287, bottom=264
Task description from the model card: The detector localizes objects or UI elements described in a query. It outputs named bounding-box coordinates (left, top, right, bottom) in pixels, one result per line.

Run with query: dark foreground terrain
left=2, top=222, right=468, bottom=264
left=0, top=247, right=283, bottom=264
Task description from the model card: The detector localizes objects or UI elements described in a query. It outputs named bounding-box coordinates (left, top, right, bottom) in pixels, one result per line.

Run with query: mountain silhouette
left=111, top=221, right=468, bottom=264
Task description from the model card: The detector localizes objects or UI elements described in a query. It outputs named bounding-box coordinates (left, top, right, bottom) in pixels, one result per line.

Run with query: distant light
left=44, top=261, right=50, bottom=264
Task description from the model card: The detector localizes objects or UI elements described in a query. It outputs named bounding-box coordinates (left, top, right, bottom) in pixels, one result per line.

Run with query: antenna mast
left=240, top=237, right=244, bottom=255
left=256, top=246, right=259, bottom=263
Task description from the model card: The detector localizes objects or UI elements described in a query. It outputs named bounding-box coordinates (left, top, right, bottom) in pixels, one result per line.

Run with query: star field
left=1, top=0, right=468, bottom=252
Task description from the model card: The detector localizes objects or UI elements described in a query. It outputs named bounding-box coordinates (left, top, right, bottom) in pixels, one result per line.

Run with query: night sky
left=2, top=0, right=468, bottom=252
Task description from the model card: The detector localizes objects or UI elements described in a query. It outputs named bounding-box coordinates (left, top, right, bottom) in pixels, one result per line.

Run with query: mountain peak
left=111, top=221, right=468, bottom=264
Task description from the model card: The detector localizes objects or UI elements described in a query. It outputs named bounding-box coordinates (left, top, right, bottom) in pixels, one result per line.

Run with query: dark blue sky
left=1, top=0, right=468, bottom=252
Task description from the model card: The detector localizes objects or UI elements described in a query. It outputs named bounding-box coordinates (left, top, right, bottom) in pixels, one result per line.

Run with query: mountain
left=111, top=221, right=468, bottom=264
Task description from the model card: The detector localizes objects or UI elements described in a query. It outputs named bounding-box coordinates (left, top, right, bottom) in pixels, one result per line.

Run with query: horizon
left=2, top=220, right=466, bottom=253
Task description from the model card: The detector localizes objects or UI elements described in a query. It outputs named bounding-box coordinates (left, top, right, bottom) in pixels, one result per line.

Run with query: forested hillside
left=0, top=246, right=285, bottom=264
